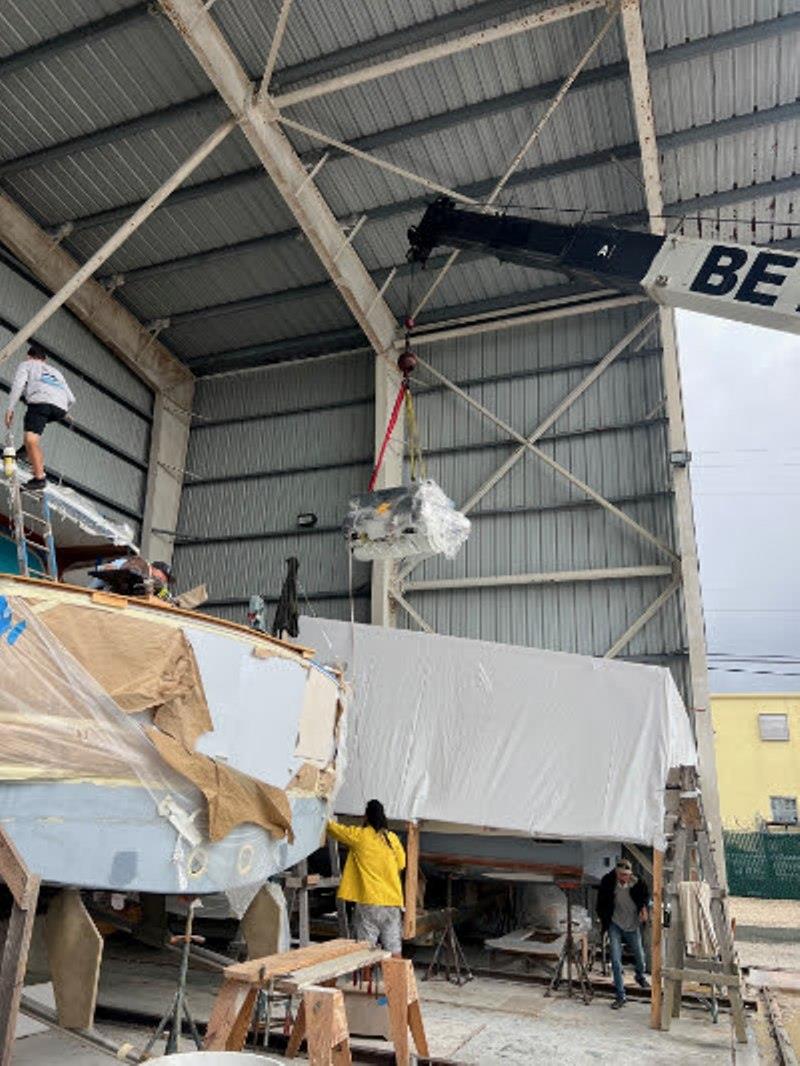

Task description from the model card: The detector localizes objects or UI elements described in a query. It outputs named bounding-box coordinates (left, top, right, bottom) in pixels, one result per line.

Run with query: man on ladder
left=4, top=343, right=75, bottom=491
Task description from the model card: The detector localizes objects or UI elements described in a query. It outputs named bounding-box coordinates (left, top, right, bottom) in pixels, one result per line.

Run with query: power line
left=708, top=666, right=800, bottom=677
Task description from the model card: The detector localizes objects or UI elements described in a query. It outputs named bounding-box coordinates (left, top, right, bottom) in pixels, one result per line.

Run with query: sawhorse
left=204, top=939, right=429, bottom=1066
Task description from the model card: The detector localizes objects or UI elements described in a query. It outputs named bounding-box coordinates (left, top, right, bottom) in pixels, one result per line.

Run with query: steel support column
left=620, top=0, right=724, bottom=871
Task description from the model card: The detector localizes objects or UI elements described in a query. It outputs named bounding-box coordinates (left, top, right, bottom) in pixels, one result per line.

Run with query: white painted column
left=371, top=356, right=405, bottom=626
left=141, top=394, right=192, bottom=564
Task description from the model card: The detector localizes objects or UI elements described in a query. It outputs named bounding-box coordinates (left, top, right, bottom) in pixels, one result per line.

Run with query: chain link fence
left=724, top=830, right=800, bottom=899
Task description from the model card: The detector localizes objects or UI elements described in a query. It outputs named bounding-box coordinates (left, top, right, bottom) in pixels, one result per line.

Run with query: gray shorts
left=353, top=903, right=403, bottom=954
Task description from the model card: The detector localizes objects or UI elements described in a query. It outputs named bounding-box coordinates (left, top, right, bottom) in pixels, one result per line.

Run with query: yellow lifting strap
left=404, top=387, right=426, bottom=482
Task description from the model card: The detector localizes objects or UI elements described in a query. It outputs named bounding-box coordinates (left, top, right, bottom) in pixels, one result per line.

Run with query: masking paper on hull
left=0, top=596, right=342, bottom=845
left=297, top=617, right=697, bottom=849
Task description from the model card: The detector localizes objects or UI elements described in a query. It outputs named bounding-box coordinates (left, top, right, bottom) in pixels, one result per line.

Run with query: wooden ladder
left=660, top=767, right=747, bottom=1044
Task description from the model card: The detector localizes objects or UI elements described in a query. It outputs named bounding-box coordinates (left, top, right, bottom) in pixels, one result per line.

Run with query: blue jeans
left=608, top=921, right=646, bottom=1001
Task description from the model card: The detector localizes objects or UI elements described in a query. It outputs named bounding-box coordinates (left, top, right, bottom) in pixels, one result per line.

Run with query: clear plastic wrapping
left=344, top=479, right=470, bottom=562
left=0, top=591, right=345, bottom=906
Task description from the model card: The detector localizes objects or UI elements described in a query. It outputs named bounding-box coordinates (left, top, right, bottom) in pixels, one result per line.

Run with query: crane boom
left=408, top=198, right=800, bottom=336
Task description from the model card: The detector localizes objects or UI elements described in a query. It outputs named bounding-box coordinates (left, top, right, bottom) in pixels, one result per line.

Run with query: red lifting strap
left=368, top=378, right=407, bottom=492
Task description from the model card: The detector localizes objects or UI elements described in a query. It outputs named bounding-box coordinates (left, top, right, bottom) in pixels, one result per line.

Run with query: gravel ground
left=730, top=897, right=800, bottom=929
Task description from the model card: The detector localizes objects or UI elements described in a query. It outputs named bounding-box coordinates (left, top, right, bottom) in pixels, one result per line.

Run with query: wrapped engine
left=344, top=479, right=470, bottom=562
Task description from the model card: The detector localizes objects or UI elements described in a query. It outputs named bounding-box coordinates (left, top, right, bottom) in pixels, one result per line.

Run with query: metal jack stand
left=424, top=877, right=473, bottom=986
left=142, top=898, right=205, bottom=1057
left=545, top=882, right=592, bottom=1005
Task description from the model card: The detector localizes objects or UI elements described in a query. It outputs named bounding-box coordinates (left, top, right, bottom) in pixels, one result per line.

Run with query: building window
left=770, top=796, right=798, bottom=825
left=759, top=714, right=790, bottom=741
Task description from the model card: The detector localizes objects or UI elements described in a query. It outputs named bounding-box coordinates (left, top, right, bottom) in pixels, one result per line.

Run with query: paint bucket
left=146, top=1055, right=283, bottom=1065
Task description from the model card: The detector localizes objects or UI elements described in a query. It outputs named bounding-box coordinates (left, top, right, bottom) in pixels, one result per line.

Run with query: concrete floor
left=13, top=945, right=761, bottom=1065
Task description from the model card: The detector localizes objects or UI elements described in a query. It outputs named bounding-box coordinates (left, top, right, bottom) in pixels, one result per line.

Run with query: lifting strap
left=368, top=378, right=407, bottom=492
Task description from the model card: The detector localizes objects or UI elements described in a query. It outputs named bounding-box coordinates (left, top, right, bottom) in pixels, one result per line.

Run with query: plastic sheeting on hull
left=297, top=617, right=696, bottom=850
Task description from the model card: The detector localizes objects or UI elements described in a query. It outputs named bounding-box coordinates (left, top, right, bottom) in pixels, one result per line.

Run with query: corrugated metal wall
left=175, top=351, right=375, bottom=623
left=0, top=260, right=152, bottom=531
left=175, top=304, right=687, bottom=685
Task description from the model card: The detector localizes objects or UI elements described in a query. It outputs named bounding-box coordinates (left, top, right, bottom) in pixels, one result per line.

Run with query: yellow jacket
left=327, top=821, right=406, bottom=907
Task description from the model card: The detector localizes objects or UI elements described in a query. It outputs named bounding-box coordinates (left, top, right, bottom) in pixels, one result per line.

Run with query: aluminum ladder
left=7, top=479, right=58, bottom=580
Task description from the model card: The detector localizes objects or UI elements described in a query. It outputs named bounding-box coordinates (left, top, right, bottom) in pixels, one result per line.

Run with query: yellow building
left=711, top=694, right=800, bottom=830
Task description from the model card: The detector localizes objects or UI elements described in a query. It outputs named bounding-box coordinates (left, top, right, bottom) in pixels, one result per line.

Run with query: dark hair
left=364, top=799, right=388, bottom=834
left=27, top=344, right=46, bottom=360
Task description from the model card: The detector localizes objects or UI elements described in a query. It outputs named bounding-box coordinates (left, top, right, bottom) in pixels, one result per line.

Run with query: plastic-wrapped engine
left=344, top=479, right=470, bottom=562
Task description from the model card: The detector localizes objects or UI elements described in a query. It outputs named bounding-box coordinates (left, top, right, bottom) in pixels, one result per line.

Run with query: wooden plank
left=298, top=860, right=311, bottom=947
left=0, top=875, right=40, bottom=1066
left=383, top=960, right=410, bottom=1066
left=242, top=885, right=285, bottom=960
left=663, top=967, right=742, bottom=988
left=408, top=999, right=430, bottom=1059
left=203, top=980, right=253, bottom=1050
left=403, top=822, right=420, bottom=940
left=650, top=848, right=664, bottom=1031
left=286, top=999, right=307, bottom=1059
left=305, top=987, right=351, bottom=1066
left=328, top=839, right=349, bottom=938
left=276, top=947, right=388, bottom=991
left=226, top=987, right=258, bottom=1052
left=0, top=826, right=29, bottom=908
left=224, top=939, right=365, bottom=984
left=0, top=573, right=316, bottom=657
left=44, top=889, right=103, bottom=1029
left=420, top=851, right=581, bottom=878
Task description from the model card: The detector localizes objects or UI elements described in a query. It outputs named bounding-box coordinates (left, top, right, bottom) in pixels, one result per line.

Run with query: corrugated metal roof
left=0, top=0, right=795, bottom=369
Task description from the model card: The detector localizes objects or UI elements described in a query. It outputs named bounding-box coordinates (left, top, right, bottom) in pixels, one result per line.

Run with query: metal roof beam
left=186, top=289, right=641, bottom=374
left=157, top=0, right=398, bottom=359
left=98, top=97, right=800, bottom=288
left=17, top=11, right=797, bottom=230
left=185, top=163, right=800, bottom=373
left=0, top=4, right=151, bottom=79
left=271, top=0, right=608, bottom=109
left=152, top=141, right=800, bottom=326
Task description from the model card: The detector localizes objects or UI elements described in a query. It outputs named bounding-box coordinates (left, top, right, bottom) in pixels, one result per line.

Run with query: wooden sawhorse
left=204, top=938, right=429, bottom=1066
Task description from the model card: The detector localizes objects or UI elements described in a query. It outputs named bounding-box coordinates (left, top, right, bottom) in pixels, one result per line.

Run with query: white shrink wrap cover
left=297, top=618, right=697, bottom=850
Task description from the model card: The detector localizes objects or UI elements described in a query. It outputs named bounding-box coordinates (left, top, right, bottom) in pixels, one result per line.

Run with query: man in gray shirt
left=4, top=344, right=75, bottom=491
left=596, top=858, right=650, bottom=1009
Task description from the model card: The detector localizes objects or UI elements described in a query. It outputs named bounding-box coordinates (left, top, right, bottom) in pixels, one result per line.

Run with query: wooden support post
left=298, top=859, right=311, bottom=947
left=382, top=957, right=429, bottom=1066
left=328, top=839, right=349, bottom=938
left=0, top=827, right=41, bottom=1066
left=650, top=849, right=664, bottom=1030
left=304, top=986, right=352, bottom=1066
left=403, top=822, right=420, bottom=940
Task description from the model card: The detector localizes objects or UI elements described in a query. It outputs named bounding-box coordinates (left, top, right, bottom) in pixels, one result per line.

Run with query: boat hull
left=0, top=781, right=327, bottom=895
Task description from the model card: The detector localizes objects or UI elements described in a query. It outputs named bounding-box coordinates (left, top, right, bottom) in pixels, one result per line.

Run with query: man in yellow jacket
left=327, top=799, right=406, bottom=957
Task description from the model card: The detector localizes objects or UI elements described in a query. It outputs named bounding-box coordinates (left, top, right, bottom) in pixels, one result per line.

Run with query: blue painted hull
left=0, top=781, right=327, bottom=894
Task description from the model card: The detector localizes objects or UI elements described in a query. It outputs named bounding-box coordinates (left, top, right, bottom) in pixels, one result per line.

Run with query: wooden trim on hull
left=0, top=573, right=316, bottom=658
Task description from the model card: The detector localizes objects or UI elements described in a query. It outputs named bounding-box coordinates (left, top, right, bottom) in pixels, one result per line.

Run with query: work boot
left=24, top=477, right=47, bottom=492
left=636, top=975, right=650, bottom=990
left=610, top=998, right=625, bottom=1010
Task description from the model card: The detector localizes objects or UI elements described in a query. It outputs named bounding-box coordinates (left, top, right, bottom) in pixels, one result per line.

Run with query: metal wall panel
left=176, top=304, right=685, bottom=683
left=175, top=350, right=373, bottom=606
left=0, top=261, right=152, bottom=412
left=193, top=350, right=373, bottom=421
left=0, top=261, right=151, bottom=516
left=187, top=402, right=372, bottom=479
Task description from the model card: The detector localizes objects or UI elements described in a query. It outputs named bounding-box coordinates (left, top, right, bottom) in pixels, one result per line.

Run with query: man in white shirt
left=4, top=344, right=75, bottom=491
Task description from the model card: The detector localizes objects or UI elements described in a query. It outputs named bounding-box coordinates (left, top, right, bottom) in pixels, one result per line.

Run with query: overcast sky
left=676, top=311, right=800, bottom=695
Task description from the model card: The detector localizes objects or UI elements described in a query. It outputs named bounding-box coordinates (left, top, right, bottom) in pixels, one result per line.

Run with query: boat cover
left=297, top=617, right=697, bottom=849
